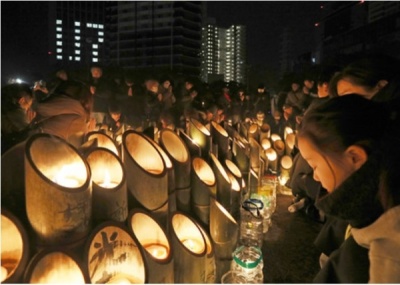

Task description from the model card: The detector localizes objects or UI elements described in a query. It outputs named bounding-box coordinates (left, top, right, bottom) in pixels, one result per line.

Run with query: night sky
left=1, top=1, right=323, bottom=84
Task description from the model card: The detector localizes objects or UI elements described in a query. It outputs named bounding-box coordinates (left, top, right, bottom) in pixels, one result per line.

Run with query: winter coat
left=352, top=205, right=400, bottom=283
left=313, top=153, right=384, bottom=283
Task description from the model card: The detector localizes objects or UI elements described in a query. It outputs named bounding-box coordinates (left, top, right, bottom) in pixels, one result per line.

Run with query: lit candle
left=98, top=170, right=118, bottom=189
left=144, top=243, right=169, bottom=259
left=107, top=274, right=132, bottom=284
left=53, top=165, right=80, bottom=188
left=181, top=238, right=204, bottom=254
left=1, top=266, right=8, bottom=282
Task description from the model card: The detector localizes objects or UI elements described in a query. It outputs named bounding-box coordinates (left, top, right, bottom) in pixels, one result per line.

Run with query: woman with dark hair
left=297, top=94, right=400, bottom=282
left=329, top=54, right=400, bottom=101
left=30, top=79, right=93, bottom=142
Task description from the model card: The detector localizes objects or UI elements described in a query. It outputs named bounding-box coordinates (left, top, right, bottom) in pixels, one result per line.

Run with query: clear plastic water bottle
left=240, top=199, right=264, bottom=248
left=250, top=193, right=272, bottom=233
left=231, top=245, right=264, bottom=283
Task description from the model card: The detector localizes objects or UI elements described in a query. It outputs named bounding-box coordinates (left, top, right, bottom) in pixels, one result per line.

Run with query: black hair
left=1, top=83, right=33, bottom=111
left=299, top=94, right=400, bottom=210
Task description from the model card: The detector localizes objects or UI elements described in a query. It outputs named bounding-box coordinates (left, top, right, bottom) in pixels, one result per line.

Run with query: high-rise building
left=106, top=1, right=204, bottom=77
left=48, top=2, right=106, bottom=68
left=201, top=22, right=246, bottom=84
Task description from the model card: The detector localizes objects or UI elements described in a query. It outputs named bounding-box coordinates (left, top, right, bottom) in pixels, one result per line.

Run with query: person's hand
left=27, top=109, right=36, bottom=122
left=90, top=86, right=96, bottom=95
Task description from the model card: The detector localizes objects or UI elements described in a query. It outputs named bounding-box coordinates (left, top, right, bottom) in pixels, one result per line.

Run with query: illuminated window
left=93, top=44, right=98, bottom=49
left=87, top=23, right=92, bottom=28
left=98, top=24, right=104, bottom=29
left=56, top=19, right=62, bottom=25
left=56, top=41, right=62, bottom=46
left=93, top=58, right=98, bottom=62
left=57, top=48, right=62, bottom=53
left=75, top=29, right=80, bottom=34
left=99, top=38, right=104, bottom=43
left=93, top=51, right=98, bottom=56
left=75, top=50, right=81, bottom=55
left=69, top=56, right=73, bottom=60
left=93, top=23, right=98, bottom=28
left=98, top=31, right=104, bottom=36
left=75, top=56, right=81, bottom=61
left=56, top=27, right=62, bottom=32
left=57, top=55, right=62, bottom=60
left=75, top=36, right=81, bottom=41
left=56, top=34, right=62, bottom=39
left=75, top=43, right=81, bottom=47
left=74, top=22, right=80, bottom=26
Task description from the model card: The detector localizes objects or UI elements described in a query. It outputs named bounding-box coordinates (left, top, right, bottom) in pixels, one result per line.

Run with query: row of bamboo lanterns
left=1, top=117, right=296, bottom=283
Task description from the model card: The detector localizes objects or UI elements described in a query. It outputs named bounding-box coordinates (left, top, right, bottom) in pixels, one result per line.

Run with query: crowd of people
left=2, top=53, right=400, bottom=283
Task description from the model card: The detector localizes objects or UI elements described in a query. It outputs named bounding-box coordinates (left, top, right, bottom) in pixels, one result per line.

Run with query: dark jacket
left=313, top=153, right=384, bottom=283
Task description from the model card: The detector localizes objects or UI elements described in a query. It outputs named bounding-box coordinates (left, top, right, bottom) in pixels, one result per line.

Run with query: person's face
left=19, top=94, right=33, bottom=111
left=317, top=82, right=329, bottom=98
left=292, top=83, right=300, bottom=92
left=336, top=78, right=379, bottom=99
left=111, top=112, right=121, bottom=122
left=239, top=92, right=245, bottom=100
left=91, top=68, right=102, bottom=79
left=298, top=137, right=358, bottom=193
left=185, top=82, right=193, bottom=90
left=163, top=80, right=171, bottom=89
left=257, top=88, right=264, bottom=94
left=304, top=79, right=314, bottom=89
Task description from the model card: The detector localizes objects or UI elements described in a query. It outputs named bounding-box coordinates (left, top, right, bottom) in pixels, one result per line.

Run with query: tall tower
left=107, top=1, right=204, bottom=77
left=201, top=23, right=246, bottom=84
left=48, top=2, right=106, bottom=68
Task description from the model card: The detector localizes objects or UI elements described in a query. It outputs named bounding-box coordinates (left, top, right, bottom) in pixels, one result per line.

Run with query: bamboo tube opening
left=1, top=210, right=29, bottom=283
left=261, top=138, right=271, bottom=150
left=189, top=118, right=211, bottom=149
left=160, top=129, right=189, bottom=164
left=211, top=121, right=229, bottom=138
left=86, top=131, right=119, bottom=156
left=146, top=136, right=173, bottom=169
left=123, top=131, right=165, bottom=175
left=171, top=213, right=206, bottom=255
left=270, top=133, right=282, bottom=142
left=25, top=250, right=86, bottom=284
left=281, top=155, right=293, bottom=170
left=284, top=126, right=294, bottom=141
left=210, top=153, right=230, bottom=184
left=273, top=139, right=285, bottom=156
left=26, top=134, right=89, bottom=189
left=285, top=133, right=296, bottom=154
left=193, top=157, right=216, bottom=186
left=260, top=123, right=270, bottom=133
left=225, top=159, right=242, bottom=180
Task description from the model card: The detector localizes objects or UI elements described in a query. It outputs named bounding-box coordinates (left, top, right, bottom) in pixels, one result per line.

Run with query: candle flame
left=53, top=165, right=80, bottom=188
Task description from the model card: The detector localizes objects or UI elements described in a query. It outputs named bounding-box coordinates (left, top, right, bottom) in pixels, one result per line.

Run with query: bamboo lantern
left=85, top=148, right=127, bottom=225
left=209, top=198, right=238, bottom=282
left=25, top=133, right=91, bottom=246
left=285, top=133, right=296, bottom=156
left=248, top=168, right=260, bottom=198
left=223, top=121, right=238, bottom=140
left=191, top=157, right=217, bottom=226
left=247, top=124, right=259, bottom=142
left=232, top=138, right=250, bottom=177
left=279, top=155, right=293, bottom=195
left=210, top=153, right=232, bottom=212
left=144, top=135, right=176, bottom=216
left=122, top=130, right=168, bottom=226
left=260, top=138, right=271, bottom=151
left=189, top=118, right=211, bottom=159
left=259, top=123, right=271, bottom=142
left=178, top=129, right=202, bottom=158
left=249, top=138, right=265, bottom=176
left=270, top=133, right=282, bottom=142
left=226, top=171, right=241, bottom=221
left=284, top=126, right=294, bottom=141
left=1, top=209, right=30, bottom=283
left=24, top=249, right=87, bottom=284
left=128, top=209, right=174, bottom=283
left=265, top=148, right=278, bottom=173
left=84, top=221, right=147, bottom=284
left=196, top=222, right=216, bottom=283
left=273, top=139, right=285, bottom=158
left=210, top=121, right=230, bottom=160
left=239, top=121, right=249, bottom=139
left=170, top=212, right=207, bottom=283
left=225, top=159, right=246, bottom=204
left=159, top=129, right=191, bottom=213
left=86, top=131, right=119, bottom=157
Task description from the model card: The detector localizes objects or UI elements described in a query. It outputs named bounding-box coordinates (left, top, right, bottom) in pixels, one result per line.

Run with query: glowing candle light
left=98, top=170, right=118, bottom=189
left=1, top=266, right=8, bottom=282
left=181, top=238, right=204, bottom=254
left=143, top=243, right=169, bottom=259
left=53, top=165, right=80, bottom=188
